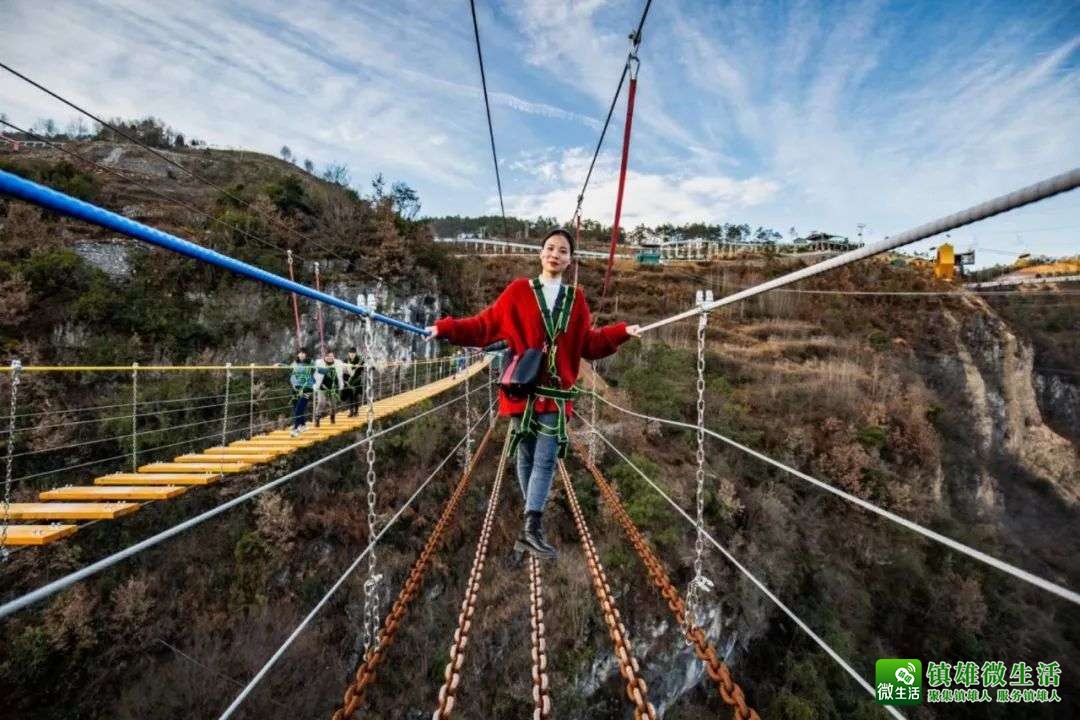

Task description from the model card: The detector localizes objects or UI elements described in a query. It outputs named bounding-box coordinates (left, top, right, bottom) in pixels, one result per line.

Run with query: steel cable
left=641, top=168, right=1080, bottom=332
left=468, top=0, right=509, bottom=239
left=0, top=62, right=384, bottom=281
left=0, top=381, right=492, bottom=619
left=333, top=422, right=496, bottom=720
left=585, top=391, right=1080, bottom=606
left=217, top=404, right=493, bottom=720
left=572, top=0, right=655, bottom=219
left=578, top=416, right=906, bottom=720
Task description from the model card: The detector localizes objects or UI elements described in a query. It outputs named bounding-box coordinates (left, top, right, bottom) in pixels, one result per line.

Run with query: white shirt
left=538, top=276, right=562, bottom=312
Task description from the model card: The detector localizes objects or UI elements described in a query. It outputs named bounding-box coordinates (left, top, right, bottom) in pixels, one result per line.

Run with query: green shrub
left=21, top=249, right=93, bottom=302
left=606, top=453, right=679, bottom=549
left=855, top=424, right=886, bottom=448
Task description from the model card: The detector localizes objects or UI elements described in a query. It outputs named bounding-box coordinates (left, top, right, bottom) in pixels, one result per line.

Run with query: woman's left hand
left=626, top=324, right=643, bottom=338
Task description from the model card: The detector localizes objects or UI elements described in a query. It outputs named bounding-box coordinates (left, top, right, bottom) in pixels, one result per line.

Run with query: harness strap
left=511, top=281, right=580, bottom=459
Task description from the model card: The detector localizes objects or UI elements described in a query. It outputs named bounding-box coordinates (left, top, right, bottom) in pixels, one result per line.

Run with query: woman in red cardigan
left=428, top=228, right=640, bottom=559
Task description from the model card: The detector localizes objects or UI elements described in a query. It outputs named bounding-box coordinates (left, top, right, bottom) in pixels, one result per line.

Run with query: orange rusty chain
left=331, top=424, right=496, bottom=720
left=556, top=460, right=657, bottom=720
left=432, top=427, right=512, bottom=720
left=528, top=554, right=552, bottom=720
left=569, top=436, right=760, bottom=720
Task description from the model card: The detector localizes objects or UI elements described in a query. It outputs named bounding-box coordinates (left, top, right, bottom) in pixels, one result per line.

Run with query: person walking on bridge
left=428, top=228, right=641, bottom=559
left=313, top=349, right=346, bottom=427
left=289, top=349, right=314, bottom=437
left=341, top=348, right=364, bottom=417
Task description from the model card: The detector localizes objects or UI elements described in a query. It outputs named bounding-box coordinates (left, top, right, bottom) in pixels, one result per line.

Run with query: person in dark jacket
left=341, top=348, right=364, bottom=417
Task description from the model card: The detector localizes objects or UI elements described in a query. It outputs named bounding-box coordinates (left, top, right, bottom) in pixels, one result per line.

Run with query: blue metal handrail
left=0, top=169, right=428, bottom=335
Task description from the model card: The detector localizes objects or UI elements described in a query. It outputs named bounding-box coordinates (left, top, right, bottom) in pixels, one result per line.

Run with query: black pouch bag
left=499, top=346, right=545, bottom=399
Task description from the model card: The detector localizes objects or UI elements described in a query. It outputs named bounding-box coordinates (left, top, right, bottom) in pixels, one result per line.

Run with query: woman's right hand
left=426, top=325, right=439, bottom=340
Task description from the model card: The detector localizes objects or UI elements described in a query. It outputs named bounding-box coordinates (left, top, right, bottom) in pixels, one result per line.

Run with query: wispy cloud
left=0, top=0, right=1076, bottom=261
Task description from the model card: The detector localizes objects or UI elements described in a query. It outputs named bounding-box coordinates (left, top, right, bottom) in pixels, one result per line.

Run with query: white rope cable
left=216, top=402, right=496, bottom=720
left=578, top=415, right=906, bottom=720
left=131, top=362, right=138, bottom=472
left=7, top=401, right=297, bottom=485
left=641, top=168, right=1080, bottom=332
left=221, top=362, right=232, bottom=447
left=0, top=381, right=492, bottom=619
left=6, top=369, right=435, bottom=484
left=2, top=390, right=297, bottom=437
left=9, top=396, right=299, bottom=460
left=588, top=391, right=1080, bottom=606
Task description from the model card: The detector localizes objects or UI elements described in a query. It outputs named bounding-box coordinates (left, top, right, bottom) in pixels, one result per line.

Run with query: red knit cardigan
left=435, top=277, right=631, bottom=417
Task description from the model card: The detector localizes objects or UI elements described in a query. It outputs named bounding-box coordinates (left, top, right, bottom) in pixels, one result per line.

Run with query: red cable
left=602, top=75, right=637, bottom=297
left=286, top=251, right=302, bottom=352
left=314, top=262, right=326, bottom=355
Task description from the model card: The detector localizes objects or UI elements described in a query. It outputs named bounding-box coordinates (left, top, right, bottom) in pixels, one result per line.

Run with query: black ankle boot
left=518, top=511, right=557, bottom=559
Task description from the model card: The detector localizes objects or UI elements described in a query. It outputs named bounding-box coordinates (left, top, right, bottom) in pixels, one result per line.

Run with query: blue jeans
left=292, top=395, right=309, bottom=429
left=512, top=413, right=559, bottom=514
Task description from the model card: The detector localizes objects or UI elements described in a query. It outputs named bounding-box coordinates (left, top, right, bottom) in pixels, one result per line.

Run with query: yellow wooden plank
left=237, top=438, right=319, bottom=448
left=227, top=443, right=299, bottom=453
left=204, top=446, right=286, bottom=456
left=97, top=473, right=220, bottom=486
left=174, top=453, right=276, bottom=464
left=40, top=485, right=187, bottom=501
left=0, top=524, right=78, bottom=546
left=138, top=462, right=250, bottom=474
left=4, top=502, right=140, bottom=520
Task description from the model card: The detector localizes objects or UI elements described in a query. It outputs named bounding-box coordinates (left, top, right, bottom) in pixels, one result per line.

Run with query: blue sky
left=1, top=0, right=1078, bottom=266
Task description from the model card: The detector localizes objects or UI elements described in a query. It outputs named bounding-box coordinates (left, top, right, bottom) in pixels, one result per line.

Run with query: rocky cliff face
left=940, top=306, right=1078, bottom=512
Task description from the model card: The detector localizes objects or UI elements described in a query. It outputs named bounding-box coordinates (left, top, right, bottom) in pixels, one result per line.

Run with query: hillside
left=0, top=144, right=1077, bottom=719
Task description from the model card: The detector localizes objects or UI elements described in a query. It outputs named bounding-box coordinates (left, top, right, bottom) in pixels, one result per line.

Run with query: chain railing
left=332, top=423, right=496, bottom=720
left=432, top=427, right=511, bottom=719
left=570, top=437, right=759, bottom=719
left=685, top=292, right=714, bottom=627
left=2, top=359, right=21, bottom=556
left=556, top=461, right=656, bottom=719
left=361, top=315, right=383, bottom=654
left=528, top=554, right=553, bottom=720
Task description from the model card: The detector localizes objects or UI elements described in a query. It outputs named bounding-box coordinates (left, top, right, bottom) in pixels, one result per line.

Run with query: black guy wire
left=0, top=61, right=384, bottom=283
left=469, top=0, right=509, bottom=240
left=0, top=118, right=310, bottom=264
left=572, top=0, right=654, bottom=218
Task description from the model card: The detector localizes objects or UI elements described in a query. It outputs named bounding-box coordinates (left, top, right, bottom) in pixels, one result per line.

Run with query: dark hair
left=542, top=228, right=575, bottom=255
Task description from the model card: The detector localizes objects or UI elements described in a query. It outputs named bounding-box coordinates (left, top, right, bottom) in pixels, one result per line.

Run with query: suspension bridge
left=1, top=1, right=1078, bottom=717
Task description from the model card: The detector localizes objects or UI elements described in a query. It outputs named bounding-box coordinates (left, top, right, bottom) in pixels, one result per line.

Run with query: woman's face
left=540, top=234, right=572, bottom=275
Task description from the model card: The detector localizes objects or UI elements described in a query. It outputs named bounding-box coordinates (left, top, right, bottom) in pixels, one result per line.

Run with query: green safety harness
left=508, top=279, right=579, bottom=459
left=291, top=362, right=314, bottom=400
